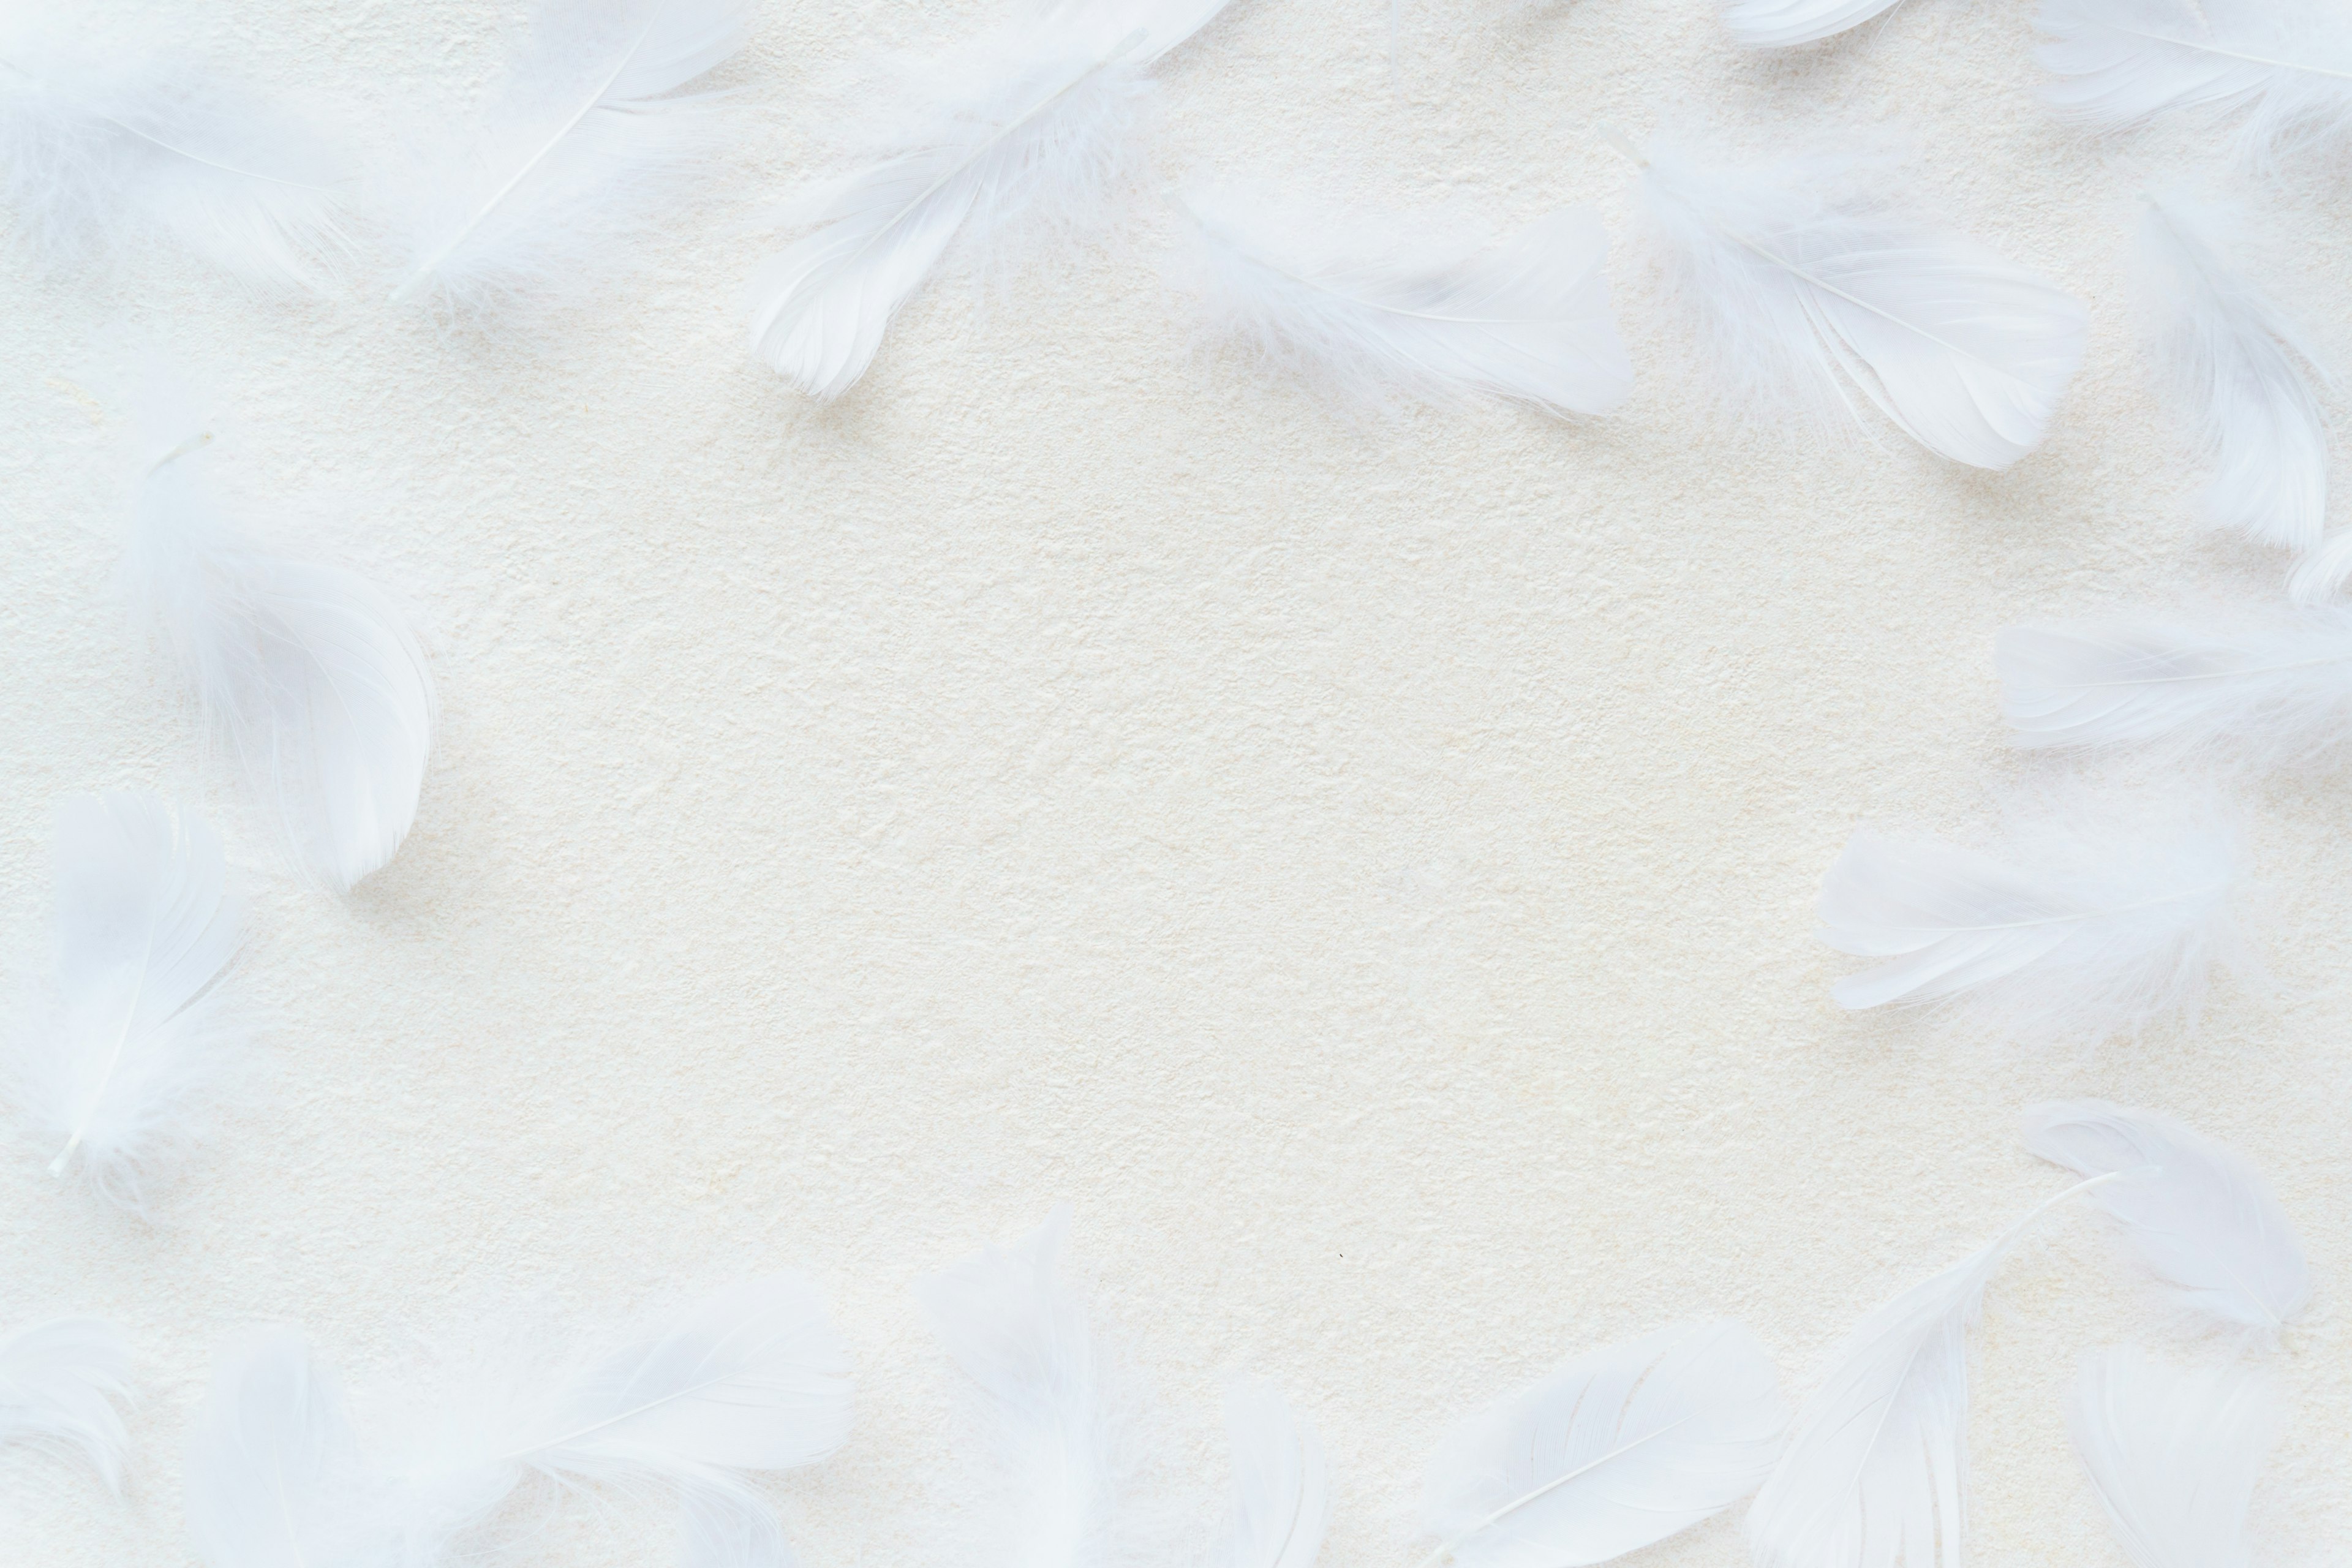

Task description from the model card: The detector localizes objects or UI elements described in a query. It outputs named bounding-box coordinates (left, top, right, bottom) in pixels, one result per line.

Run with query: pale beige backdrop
left=2, top=0, right=2346, bottom=1563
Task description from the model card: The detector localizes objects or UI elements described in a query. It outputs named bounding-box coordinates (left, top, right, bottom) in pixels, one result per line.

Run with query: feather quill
left=1719, top=0, right=1904, bottom=51
left=1749, top=1175, right=2125, bottom=1568
left=186, top=1327, right=359, bottom=1568
left=387, top=0, right=747, bottom=312
left=1420, top=1320, right=1787, bottom=1568
left=0, top=1318, right=132, bottom=1490
left=10, top=794, right=242, bottom=1212
left=1177, top=188, right=1633, bottom=416
left=2068, top=1349, right=2280, bottom=1568
left=2023, top=1100, right=2308, bottom=1340
left=127, top=404, right=434, bottom=893
left=747, top=0, right=1234, bottom=401
left=1217, top=1380, right=1329, bottom=1568
left=1629, top=138, right=2086, bottom=469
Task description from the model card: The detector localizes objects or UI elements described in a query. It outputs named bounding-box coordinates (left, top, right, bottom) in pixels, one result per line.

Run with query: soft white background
left=2, top=0, right=2346, bottom=1562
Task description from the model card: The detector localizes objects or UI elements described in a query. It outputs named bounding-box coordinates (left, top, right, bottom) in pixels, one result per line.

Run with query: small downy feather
left=2139, top=197, right=2329, bottom=556
left=1748, top=1176, right=2120, bottom=1568
left=2024, top=1100, right=2308, bottom=1340
left=1216, top=1380, right=1329, bottom=1568
left=1997, top=610, right=2352, bottom=767
left=0, top=1318, right=132, bottom=1490
left=1629, top=138, right=2086, bottom=469
left=0, top=22, right=348, bottom=290
left=1420, top=1320, right=1787, bottom=1568
left=386, top=0, right=747, bottom=312
left=2037, top=0, right=2352, bottom=167
left=1815, top=794, right=2245, bottom=1044
left=10, top=794, right=243, bottom=1213
left=127, top=403, right=435, bottom=893
left=1177, top=187, right=1634, bottom=417
left=747, top=0, right=1235, bottom=401
left=2069, top=1349, right=2280, bottom=1568
left=186, top=1327, right=359, bottom=1568
left=1719, top=0, right=1903, bottom=51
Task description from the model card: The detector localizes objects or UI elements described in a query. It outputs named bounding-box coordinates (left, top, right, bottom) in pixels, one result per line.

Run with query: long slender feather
left=9, top=794, right=243, bottom=1213
left=2023, top=1101, right=2308, bottom=1341
left=1177, top=188, right=1633, bottom=416
left=2068, top=1349, right=2280, bottom=1568
left=1719, top=0, right=1905, bottom=51
left=0, top=1318, right=132, bottom=1490
left=186, top=1327, right=358, bottom=1568
left=1630, top=138, right=2086, bottom=469
left=1217, top=1380, right=1329, bottom=1568
left=1420, top=1320, right=1787, bottom=1568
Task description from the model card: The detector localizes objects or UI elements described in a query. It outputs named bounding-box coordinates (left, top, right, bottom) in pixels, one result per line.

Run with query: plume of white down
left=1719, top=0, right=1905, bottom=51
left=2037, top=0, right=2352, bottom=168
left=1176, top=187, right=1634, bottom=417
left=2068, top=1349, right=2281, bottom=1568
left=1749, top=1174, right=2128, bottom=1568
left=186, top=1327, right=362, bottom=1568
left=918, top=1206, right=1139, bottom=1568
left=1216, top=1380, right=1329, bottom=1568
left=127, top=402, right=434, bottom=894
left=386, top=0, right=747, bottom=313
left=1628, top=138, right=2086, bottom=469
left=1815, top=793, right=2246, bottom=1044
left=2139, top=197, right=2331, bottom=558
left=377, top=1275, right=854, bottom=1568
left=1420, top=1320, right=1788, bottom=1568
left=2023, top=1100, right=2309, bottom=1341
left=0, top=16, right=348, bottom=290
left=10, top=794, right=243, bottom=1213
left=0, top=1318, right=133, bottom=1491
left=1997, top=608, right=2352, bottom=767
left=747, top=0, right=1235, bottom=401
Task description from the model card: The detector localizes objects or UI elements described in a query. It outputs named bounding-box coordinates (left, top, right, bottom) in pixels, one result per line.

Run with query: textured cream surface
left=2, top=1, right=2348, bottom=1563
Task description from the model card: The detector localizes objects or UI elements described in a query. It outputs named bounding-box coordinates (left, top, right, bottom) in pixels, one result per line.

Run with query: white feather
left=1217, top=1380, right=1329, bottom=1568
left=746, top=0, right=1234, bottom=401
left=1719, top=0, right=1904, bottom=51
left=386, top=0, right=747, bottom=312
left=2068, top=1349, right=2280, bottom=1568
left=918, top=1206, right=1134, bottom=1568
left=1815, top=796, right=2245, bottom=1044
left=186, top=1327, right=359, bottom=1568
left=0, top=21, right=348, bottom=290
left=2138, top=197, right=2329, bottom=554
left=10, top=794, right=243, bottom=1213
left=1631, top=139, right=2086, bottom=469
left=2037, top=0, right=2352, bottom=167
left=0, top=1318, right=132, bottom=1490
left=2023, top=1100, right=2309, bottom=1340
left=1177, top=188, right=1633, bottom=416
left=1748, top=1176, right=2119, bottom=1568
left=127, top=404, right=435, bottom=894
left=1420, top=1321, right=1787, bottom=1568
left=1998, top=609, right=2352, bottom=767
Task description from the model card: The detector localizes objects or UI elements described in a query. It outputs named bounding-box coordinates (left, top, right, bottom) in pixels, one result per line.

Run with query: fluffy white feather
left=0, top=21, right=348, bottom=290
left=127, top=404, right=435, bottom=894
left=1217, top=1380, right=1329, bottom=1568
left=1815, top=794, right=2245, bottom=1044
left=1630, top=138, right=2086, bottom=469
left=1719, top=0, right=1904, bottom=50
left=2068, top=1349, right=2280, bottom=1568
left=187, top=1327, right=358, bottom=1568
left=386, top=0, right=747, bottom=312
left=2037, top=0, right=2352, bottom=166
left=747, top=0, right=1234, bottom=401
left=0, top=1318, right=132, bottom=1490
left=1420, top=1320, right=1787, bottom=1568
left=2024, top=1101, right=2309, bottom=1340
left=1177, top=188, right=1633, bottom=416
left=10, top=794, right=243, bottom=1213
left=1749, top=1176, right=2119, bottom=1568
left=1999, top=610, right=2352, bottom=767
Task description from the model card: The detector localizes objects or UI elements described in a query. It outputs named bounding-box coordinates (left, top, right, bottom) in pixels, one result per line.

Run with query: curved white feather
left=2139, top=198, right=2328, bottom=554
left=1180, top=189, right=1633, bottom=416
left=1720, top=0, right=1906, bottom=50
left=2069, top=1349, right=2278, bottom=1568
left=0, top=1318, right=132, bottom=1491
left=1219, top=1380, right=1329, bottom=1568
left=10, top=794, right=243, bottom=1213
left=2024, top=1101, right=2308, bottom=1340
left=187, top=1327, right=356, bottom=1568
left=1635, top=142, right=2086, bottom=469
left=1421, top=1321, right=1787, bottom=1568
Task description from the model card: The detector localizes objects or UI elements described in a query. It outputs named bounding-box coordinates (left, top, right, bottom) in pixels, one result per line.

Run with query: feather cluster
left=0, top=1317, right=133, bottom=1490
left=1215, top=1381, right=1329, bottom=1568
left=2068, top=1349, right=2280, bottom=1568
